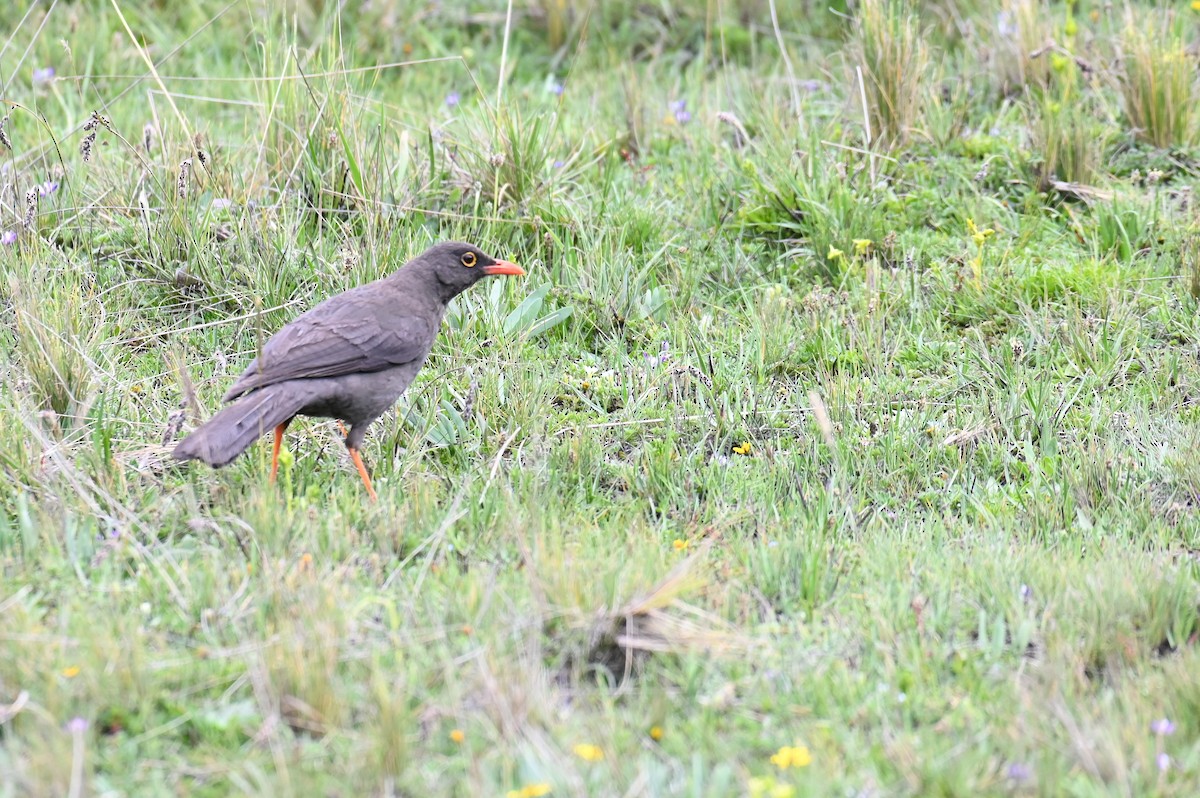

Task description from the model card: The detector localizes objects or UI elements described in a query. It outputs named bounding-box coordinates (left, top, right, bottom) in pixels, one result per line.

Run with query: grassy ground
left=2, top=0, right=1200, bottom=795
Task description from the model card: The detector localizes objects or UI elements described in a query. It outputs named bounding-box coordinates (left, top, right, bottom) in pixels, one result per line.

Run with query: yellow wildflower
left=673, top=539, right=689, bottom=551
left=449, top=728, right=465, bottom=744
left=1193, top=0, right=1200, bottom=11
left=733, top=442, right=752, bottom=456
left=649, top=725, right=664, bottom=740
left=61, top=666, right=80, bottom=678
left=572, top=743, right=604, bottom=762
left=1064, top=18, right=1077, bottom=37
left=826, top=245, right=844, bottom=261
left=770, top=744, right=812, bottom=770
left=966, top=217, right=995, bottom=246
left=506, top=784, right=552, bottom=798
left=853, top=238, right=872, bottom=255
left=748, top=777, right=795, bottom=798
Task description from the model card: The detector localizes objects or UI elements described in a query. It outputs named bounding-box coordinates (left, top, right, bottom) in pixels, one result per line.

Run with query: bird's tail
left=173, top=385, right=308, bottom=468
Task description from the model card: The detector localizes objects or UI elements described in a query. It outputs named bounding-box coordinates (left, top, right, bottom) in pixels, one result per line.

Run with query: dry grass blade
left=590, top=550, right=748, bottom=670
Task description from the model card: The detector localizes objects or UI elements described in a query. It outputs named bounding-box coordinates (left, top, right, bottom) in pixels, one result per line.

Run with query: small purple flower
left=1157, top=752, right=1171, bottom=772
left=445, top=91, right=460, bottom=109
left=675, top=109, right=692, bottom=125
left=1, top=230, right=16, bottom=245
left=997, top=11, right=1017, bottom=39
left=65, top=717, right=88, bottom=733
left=1004, top=762, right=1032, bottom=783
left=552, top=159, right=565, bottom=169
left=37, top=180, right=59, bottom=197
left=33, top=66, right=55, bottom=85
left=669, top=99, right=687, bottom=113
left=644, top=340, right=670, bottom=367
left=550, top=81, right=564, bottom=96
left=1151, top=718, right=1176, bottom=736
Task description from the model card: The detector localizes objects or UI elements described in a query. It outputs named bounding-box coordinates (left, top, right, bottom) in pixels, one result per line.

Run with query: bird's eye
left=461, top=251, right=477, bottom=267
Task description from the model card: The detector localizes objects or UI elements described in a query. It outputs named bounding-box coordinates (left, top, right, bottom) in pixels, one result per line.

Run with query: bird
left=172, top=241, right=525, bottom=499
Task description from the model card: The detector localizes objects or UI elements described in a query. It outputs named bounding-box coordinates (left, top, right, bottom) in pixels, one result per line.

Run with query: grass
left=1, top=0, right=1200, bottom=795
left=1117, top=5, right=1196, bottom=150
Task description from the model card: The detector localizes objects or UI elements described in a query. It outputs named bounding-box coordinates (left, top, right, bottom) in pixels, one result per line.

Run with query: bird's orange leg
left=337, top=421, right=348, bottom=438
left=347, top=447, right=378, bottom=501
left=269, top=420, right=290, bottom=483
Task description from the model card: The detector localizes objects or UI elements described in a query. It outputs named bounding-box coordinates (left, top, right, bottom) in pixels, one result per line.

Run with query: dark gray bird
left=173, top=241, right=525, bottom=499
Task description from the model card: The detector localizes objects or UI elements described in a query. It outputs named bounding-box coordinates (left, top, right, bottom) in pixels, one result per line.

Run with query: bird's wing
left=224, top=300, right=435, bottom=400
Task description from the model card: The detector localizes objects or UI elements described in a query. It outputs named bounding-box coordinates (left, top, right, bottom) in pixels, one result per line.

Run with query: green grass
left=2, top=1, right=1200, bottom=795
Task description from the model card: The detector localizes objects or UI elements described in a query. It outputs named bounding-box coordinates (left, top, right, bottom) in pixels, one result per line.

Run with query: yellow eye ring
left=461, top=251, right=477, bottom=267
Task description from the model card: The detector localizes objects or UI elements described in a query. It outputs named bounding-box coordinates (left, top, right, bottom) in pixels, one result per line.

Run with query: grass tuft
left=850, top=0, right=930, bottom=147
left=1117, top=6, right=1196, bottom=149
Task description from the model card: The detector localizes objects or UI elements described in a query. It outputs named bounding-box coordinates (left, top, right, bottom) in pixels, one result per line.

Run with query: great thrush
left=173, top=241, right=525, bottom=499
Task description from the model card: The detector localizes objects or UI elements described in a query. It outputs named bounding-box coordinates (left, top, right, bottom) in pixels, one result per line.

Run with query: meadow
left=2, top=0, right=1200, bottom=795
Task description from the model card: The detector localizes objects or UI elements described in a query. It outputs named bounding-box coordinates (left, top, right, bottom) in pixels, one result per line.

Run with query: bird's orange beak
left=483, top=259, right=525, bottom=276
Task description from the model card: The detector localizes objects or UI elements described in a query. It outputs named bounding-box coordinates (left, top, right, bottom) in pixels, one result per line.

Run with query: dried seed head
left=177, top=158, right=193, bottom=198
left=462, top=376, right=478, bottom=421
left=162, top=407, right=186, bottom=446
left=84, top=111, right=113, bottom=134
left=716, top=110, right=750, bottom=146
left=0, top=113, right=10, bottom=151
left=193, top=132, right=208, bottom=167
left=488, top=151, right=506, bottom=168
left=339, top=242, right=360, bottom=272
left=143, top=122, right=156, bottom=153
left=1010, top=337, right=1025, bottom=360
left=80, top=130, right=96, bottom=162
left=22, top=187, right=38, bottom=229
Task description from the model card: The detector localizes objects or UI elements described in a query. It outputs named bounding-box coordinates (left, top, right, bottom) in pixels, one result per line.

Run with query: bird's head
left=418, top=241, right=525, bottom=298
